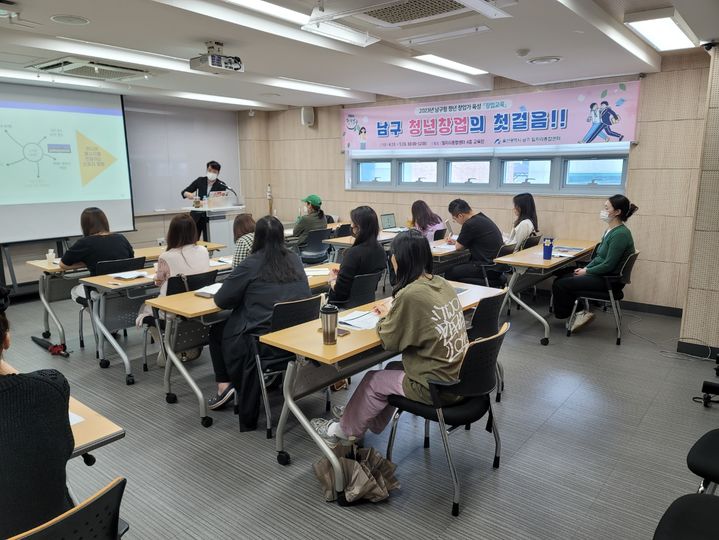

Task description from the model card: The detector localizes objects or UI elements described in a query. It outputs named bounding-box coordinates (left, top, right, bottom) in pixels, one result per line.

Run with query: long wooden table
left=70, top=397, right=125, bottom=460
left=25, top=241, right=226, bottom=350
left=259, top=282, right=502, bottom=502
left=143, top=263, right=340, bottom=426
left=493, top=238, right=596, bottom=345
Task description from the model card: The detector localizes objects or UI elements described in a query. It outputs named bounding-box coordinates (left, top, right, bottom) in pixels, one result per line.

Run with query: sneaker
left=310, top=418, right=353, bottom=448
left=570, top=311, right=595, bottom=333
left=331, top=405, right=345, bottom=420
left=208, top=385, right=235, bottom=410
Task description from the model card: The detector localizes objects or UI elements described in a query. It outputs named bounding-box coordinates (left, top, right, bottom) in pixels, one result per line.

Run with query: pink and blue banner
left=342, top=81, right=640, bottom=151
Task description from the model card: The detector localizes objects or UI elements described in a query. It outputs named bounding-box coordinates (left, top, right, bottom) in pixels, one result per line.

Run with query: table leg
left=508, top=267, right=550, bottom=345
left=91, top=292, right=135, bottom=383
left=38, top=273, right=66, bottom=346
left=162, top=317, right=212, bottom=427
left=276, top=359, right=346, bottom=496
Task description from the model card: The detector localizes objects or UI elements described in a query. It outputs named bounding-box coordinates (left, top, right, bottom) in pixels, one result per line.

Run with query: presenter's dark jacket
left=181, top=177, right=227, bottom=200
left=0, top=369, right=74, bottom=538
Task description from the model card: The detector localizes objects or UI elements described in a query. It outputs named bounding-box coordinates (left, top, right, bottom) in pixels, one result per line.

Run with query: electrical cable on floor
left=624, top=312, right=713, bottom=361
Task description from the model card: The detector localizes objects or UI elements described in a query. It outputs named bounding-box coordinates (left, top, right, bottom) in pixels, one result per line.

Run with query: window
left=448, top=160, right=490, bottom=185
left=357, top=161, right=391, bottom=183
left=502, top=160, right=552, bottom=185
left=565, top=158, right=625, bottom=187
left=400, top=161, right=438, bottom=184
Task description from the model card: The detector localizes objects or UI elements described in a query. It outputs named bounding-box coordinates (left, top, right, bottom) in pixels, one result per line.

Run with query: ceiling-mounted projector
left=190, top=40, right=244, bottom=74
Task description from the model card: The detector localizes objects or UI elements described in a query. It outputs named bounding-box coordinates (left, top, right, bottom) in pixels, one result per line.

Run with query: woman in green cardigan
left=552, top=194, right=638, bottom=332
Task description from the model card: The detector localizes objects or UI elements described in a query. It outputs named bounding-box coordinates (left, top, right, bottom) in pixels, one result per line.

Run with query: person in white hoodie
left=505, top=192, right=538, bottom=251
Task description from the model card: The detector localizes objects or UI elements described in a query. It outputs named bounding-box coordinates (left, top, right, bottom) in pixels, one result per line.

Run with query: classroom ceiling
left=0, top=0, right=715, bottom=111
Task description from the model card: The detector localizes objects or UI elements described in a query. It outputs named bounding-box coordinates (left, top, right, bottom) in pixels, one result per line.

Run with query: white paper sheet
left=209, top=260, right=225, bottom=267
left=195, top=283, right=222, bottom=296
left=433, top=244, right=455, bottom=251
left=109, top=270, right=149, bottom=280
left=69, top=411, right=84, bottom=426
left=338, top=310, right=380, bottom=330
left=305, top=268, right=331, bottom=276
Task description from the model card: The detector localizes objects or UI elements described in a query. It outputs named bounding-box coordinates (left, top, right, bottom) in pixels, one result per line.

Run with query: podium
left=182, top=205, right=246, bottom=257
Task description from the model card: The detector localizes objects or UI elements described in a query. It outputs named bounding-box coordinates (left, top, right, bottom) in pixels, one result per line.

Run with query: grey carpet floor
left=5, top=293, right=717, bottom=539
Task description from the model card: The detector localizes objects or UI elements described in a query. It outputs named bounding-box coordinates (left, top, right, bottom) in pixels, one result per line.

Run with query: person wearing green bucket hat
left=293, top=194, right=327, bottom=249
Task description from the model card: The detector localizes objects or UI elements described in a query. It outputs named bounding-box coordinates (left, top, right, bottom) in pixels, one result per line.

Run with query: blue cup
left=542, top=237, right=554, bottom=260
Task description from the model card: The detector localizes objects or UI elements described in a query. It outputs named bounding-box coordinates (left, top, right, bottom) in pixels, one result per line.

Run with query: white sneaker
left=310, top=418, right=354, bottom=448
left=331, top=405, right=345, bottom=420
left=570, top=310, right=595, bottom=333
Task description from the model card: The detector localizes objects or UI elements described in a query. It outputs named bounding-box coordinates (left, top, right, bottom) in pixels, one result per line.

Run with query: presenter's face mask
left=207, top=171, right=218, bottom=181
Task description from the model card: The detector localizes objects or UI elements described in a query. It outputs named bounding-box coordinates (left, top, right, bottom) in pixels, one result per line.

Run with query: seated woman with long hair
left=411, top=200, right=445, bottom=242
left=311, top=229, right=469, bottom=445
left=327, top=206, right=385, bottom=304
left=0, top=287, right=74, bottom=538
left=207, top=216, right=311, bottom=429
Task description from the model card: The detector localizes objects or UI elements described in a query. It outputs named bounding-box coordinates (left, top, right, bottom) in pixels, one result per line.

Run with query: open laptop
left=381, top=213, right=408, bottom=233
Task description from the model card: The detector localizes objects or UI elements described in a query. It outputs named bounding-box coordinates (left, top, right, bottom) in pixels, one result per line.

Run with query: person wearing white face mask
left=181, top=160, right=228, bottom=241
left=552, top=194, right=637, bottom=332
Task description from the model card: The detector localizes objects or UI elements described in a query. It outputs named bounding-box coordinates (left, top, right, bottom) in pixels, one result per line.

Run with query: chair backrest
left=433, top=228, right=447, bottom=241
left=380, top=213, right=396, bottom=229
left=270, top=294, right=322, bottom=332
left=520, top=234, right=541, bottom=250
left=166, top=270, right=218, bottom=296
left=10, top=477, right=126, bottom=540
left=304, top=228, right=332, bottom=252
left=468, top=289, right=508, bottom=341
left=429, top=323, right=509, bottom=404
left=495, top=243, right=516, bottom=259
left=344, top=271, right=383, bottom=309
left=326, top=215, right=335, bottom=224
left=96, top=256, right=146, bottom=275
left=334, top=223, right=352, bottom=238
left=618, top=251, right=640, bottom=285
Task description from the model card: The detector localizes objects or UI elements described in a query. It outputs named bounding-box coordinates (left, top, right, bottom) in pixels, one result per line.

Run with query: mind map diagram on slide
left=3, top=128, right=116, bottom=184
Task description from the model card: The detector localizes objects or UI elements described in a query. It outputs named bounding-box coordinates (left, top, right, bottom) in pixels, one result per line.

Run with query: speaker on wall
left=300, top=106, right=315, bottom=127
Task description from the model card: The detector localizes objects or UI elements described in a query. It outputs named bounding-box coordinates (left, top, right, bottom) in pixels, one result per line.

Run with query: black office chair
left=687, top=428, right=719, bottom=494
left=142, top=270, right=218, bottom=371
left=520, top=234, right=541, bottom=250
left=433, top=228, right=447, bottom=241
left=334, top=223, right=352, bottom=238
left=10, top=477, right=128, bottom=539
left=386, top=323, right=510, bottom=517
left=331, top=271, right=383, bottom=310
left=653, top=494, right=719, bottom=540
left=78, top=256, right=147, bottom=349
left=300, top=228, right=332, bottom=264
left=467, top=289, right=508, bottom=402
left=476, top=244, right=515, bottom=288
left=566, top=251, right=640, bottom=345
left=249, top=294, right=323, bottom=438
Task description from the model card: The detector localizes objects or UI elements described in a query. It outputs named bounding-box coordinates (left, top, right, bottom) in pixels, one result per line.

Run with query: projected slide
left=0, top=83, right=134, bottom=244
left=0, top=102, right=131, bottom=205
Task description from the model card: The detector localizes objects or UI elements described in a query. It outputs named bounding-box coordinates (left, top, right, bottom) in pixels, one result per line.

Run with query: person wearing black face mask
left=181, top=160, right=227, bottom=241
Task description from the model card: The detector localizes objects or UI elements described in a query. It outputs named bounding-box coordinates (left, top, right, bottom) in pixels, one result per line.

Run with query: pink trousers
left=339, top=369, right=406, bottom=438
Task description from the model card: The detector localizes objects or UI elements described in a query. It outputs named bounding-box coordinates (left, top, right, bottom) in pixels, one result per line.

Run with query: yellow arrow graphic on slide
left=76, top=131, right=117, bottom=186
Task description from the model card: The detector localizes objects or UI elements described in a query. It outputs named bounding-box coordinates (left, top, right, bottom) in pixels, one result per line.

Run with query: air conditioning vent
left=364, top=0, right=467, bottom=26
left=27, top=57, right=149, bottom=81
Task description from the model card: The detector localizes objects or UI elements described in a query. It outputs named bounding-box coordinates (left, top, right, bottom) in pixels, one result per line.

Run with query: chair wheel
left=165, top=393, right=177, bottom=404
left=42, top=331, right=51, bottom=339
left=540, top=337, right=549, bottom=346
left=82, top=453, right=96, bottom=466
left=125, top=374, right=135, bottom=385
left=201, top=416, right=213, bottom=428
left=493, top=456, right=500, bottom=468
left=277, top=451, right=291, bottom=465
left=99, top=359, right=110, bottom=368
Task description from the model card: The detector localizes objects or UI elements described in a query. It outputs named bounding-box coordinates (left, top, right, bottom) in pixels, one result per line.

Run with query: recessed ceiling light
left=50, top=14, right=90, bottom=25
left=398, top=26, right=490, bottom=46
left=414, top=54, right=487, bottom=75
left=277, top=76, right=350, bottom=91
left=623, top=8, right=698, bottom=51
left=301, top=20, right=380, bottom=48
left=527, top=56, right=561, bottom=65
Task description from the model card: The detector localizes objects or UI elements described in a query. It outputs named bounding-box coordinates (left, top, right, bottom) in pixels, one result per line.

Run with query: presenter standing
left=181, top=160, right=227, bottom=241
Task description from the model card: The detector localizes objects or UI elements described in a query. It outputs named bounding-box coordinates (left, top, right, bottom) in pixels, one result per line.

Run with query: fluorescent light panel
left=301, top=21, right=380, bottom=47
left=223, top=0, right=309, bottom=25
left=624, top=8, right=698, bottom=51
left=458, top=0, right=513, bottom=19
left=414, top=54, right=487, bottom=75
